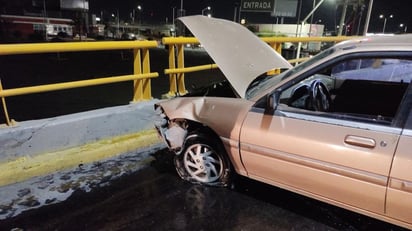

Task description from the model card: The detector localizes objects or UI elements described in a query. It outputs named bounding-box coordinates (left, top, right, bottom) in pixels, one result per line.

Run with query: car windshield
left=245, top=47, right=336, bottom=99
left=245, top=72, right=287, bottom=99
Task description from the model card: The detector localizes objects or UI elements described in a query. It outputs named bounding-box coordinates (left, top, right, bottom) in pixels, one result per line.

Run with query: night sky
left=89, top=0, right=411, bottom=34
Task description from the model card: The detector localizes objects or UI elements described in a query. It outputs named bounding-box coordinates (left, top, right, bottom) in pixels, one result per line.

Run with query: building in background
left=0, top=14, right=73, bottom=42
left=0, top=0, right=88, bottom=42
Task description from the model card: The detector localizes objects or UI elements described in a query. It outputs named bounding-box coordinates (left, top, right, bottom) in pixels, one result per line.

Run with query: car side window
left=279, top=58, right=412, bottom=125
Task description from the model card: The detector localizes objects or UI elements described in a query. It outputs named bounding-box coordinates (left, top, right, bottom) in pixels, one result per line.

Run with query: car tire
left=174, top=133, right=231, bottom=187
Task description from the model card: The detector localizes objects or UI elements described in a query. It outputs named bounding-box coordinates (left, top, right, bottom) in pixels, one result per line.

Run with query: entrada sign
left=241, top=0, right=275, bottom=12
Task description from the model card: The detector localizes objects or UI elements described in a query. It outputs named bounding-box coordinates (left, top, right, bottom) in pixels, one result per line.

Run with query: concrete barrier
left=0, top=100, right=163, bottom=187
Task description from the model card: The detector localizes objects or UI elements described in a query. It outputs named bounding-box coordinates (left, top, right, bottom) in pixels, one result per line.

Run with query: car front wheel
left=174, top=134, right=231, bottom=187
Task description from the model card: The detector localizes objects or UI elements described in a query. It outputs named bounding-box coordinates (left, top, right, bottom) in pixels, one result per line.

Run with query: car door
left=385, top=88, right=412, bottom=225
left=239, top=56, right=411, bottom=215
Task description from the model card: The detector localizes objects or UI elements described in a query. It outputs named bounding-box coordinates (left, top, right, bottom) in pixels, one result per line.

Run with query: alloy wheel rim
left=183, top=143, right=223, bottom=183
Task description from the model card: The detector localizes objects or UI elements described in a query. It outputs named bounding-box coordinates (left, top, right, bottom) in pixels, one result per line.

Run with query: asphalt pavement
left=0, top=147, right=337, bottom=231
left=0, top=148, right=408, bottom=231
left=0, top=143, right=165, bottom=221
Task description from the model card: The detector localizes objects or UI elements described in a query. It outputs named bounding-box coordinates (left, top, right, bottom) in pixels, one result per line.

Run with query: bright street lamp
left=202, top=6, right=211, bottom=16
left=400, top=23, right=407, bottom=33
left=135, top=5, right=142, bottom=24
left=380, top=14, right=393, bottom=33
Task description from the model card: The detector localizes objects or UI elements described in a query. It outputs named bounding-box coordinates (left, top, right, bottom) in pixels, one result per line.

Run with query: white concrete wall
left=0, top=100, right=159, bottom=161
left=0, top=100, right=163, bottom=188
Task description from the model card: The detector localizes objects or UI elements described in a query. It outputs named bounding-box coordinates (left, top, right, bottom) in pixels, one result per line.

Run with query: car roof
left=334, top=34, right=412, bottom=51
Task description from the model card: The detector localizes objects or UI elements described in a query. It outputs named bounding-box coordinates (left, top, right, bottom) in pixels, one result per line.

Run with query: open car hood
left=179, top=15, right=292, bottom=98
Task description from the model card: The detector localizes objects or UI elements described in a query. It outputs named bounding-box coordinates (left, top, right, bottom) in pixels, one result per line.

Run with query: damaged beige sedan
left=155, top=16, right=412, bottom=229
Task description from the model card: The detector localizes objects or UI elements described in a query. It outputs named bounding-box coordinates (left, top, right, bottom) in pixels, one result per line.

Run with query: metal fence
left=0, top=41, right=159, bottom=126
left=162, top=36, right=354, bottom=96
left=0, top=36, right=354, bottom=126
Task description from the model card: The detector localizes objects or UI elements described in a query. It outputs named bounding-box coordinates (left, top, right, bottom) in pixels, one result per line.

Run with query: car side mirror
left=266, top=90, right=281, bottom=113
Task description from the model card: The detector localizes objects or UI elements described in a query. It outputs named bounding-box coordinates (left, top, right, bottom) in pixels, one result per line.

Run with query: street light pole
left=380, top=14, right=393, bottom=33
left=400, top=23, right=408, bottom=33
left=337, top=0, right=349, bottom=36
left=363, top=0, right=373, bottom=35
left=382, top=16, right=387, bottom=33
left=43, top=0, right=48, bottom=41
left=172, top=7, right=176, bottom=27
left=302, top=0, right=326, bottom=23
left=136, top=5, right=142, bottom=24
left=308, top=0, right=316, bottom=37
left=202, top=6, right=211, bottom=16
left=116, top=9, right=120, bottom=38
left=176, top=0, right=185, bottom=36
left=296, top=0, right=326, bottom=60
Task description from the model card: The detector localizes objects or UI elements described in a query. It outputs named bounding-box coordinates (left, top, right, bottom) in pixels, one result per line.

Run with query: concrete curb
left=0, top=129, right=162, bottom=187
left=0, top=100, right=163, bottom=187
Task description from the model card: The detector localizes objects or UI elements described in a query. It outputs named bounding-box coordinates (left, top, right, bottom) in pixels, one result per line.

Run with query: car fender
left=155, top=97, right=253, bottom=175
left=157, top=97, right=252, bottom=137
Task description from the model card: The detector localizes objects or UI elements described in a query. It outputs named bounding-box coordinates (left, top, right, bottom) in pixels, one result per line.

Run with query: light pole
left=363, top=0, right=373, bottom=35
left=172, top=6, right=176, bottom=26
left=400, top=23, right=408, bottom=33
left=337, top=0, right=348, bottom=36
left=179, top=0, right=184, bottom=17
left=308, top=0, right=316, bottom=37
left=202, top=6, right=211, bottom=16
left=136, top=5, right=142, bottom=24
left=296, top=0, right=326, bottom=60
left=42, top=0, right=48, bottom=41
left=176, top=0, right=185, bottom=36
left=112, top=10, right=120, bottom=38
left=380, top=14, right=393, bottom=33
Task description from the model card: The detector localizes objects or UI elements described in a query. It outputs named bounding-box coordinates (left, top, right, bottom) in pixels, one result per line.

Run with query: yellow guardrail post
left=133, top=48, right=143, bottom=101
left=0, top=79, right=12, bottom=126
left=163, top=37, right=200, bottom=97
left=166, top=44, right=178, bottom=97
left=142, top=48, right=152, bottom=100
left=177, top=43, right=187, bottom=95
left=132, top=47, right=153, bottom=101
left=267, top=42, right=283, bottom=75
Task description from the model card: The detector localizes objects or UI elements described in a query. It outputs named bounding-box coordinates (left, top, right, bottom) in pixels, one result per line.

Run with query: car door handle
left=344, top=135, right=376, bottom=148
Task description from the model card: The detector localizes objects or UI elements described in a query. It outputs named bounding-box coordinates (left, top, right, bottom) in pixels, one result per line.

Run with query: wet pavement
left=0, top=148, right=407, bottom=231
left=0, top=48, right=409, bottom=231
left=0, top=144, right=165, bottom=220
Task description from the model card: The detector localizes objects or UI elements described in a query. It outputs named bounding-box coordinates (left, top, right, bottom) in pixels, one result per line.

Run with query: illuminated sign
left=60, top=0, right=89, bottom=10
left=241, top=0, right=275, bottom=12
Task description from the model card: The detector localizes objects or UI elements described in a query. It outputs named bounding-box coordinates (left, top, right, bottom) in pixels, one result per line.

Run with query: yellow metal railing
left=163, top=37, right=200, bottom=96
left=0, top=41, right=159, bottom=126
left=162, top=36, right=355, bottom=97
left=0, top=36, right=356, bottom=126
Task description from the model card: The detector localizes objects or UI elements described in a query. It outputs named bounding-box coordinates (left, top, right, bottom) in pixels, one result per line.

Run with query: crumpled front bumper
left=154, top=105, right=188, bottom=153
